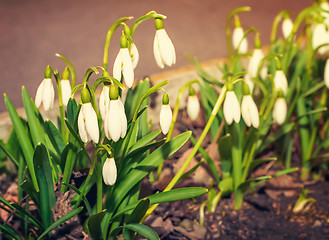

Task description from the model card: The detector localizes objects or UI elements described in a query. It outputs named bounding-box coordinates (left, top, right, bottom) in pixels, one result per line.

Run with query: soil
left=1, top=110, right=329, bottom=239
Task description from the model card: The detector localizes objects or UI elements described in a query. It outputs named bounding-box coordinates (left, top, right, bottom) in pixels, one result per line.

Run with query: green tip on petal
left=162, top=92, right=169, bottom=105
left=120, top=34, right=128, bottom=48
left=103, top=71, right=110, bottom=78
left=81, top=88, right=91, bottom=103
left=62, top=67, right=70, bottom=80
left=234, top=15, right=241, bottom=28
left=277, top=89, right=285, bottom=98
left=109, top=85, right=119, bottom=100
left=44, top=65, right=52, bottom=78
left=242, top=82, right=250, bottom=95
left=227, top=81, right=234, bottom=91
left=188, top=86, right=196, bottom=96
left=276, top=60, right=282, bottom=70
left=155, top=18, right=164, bottom=30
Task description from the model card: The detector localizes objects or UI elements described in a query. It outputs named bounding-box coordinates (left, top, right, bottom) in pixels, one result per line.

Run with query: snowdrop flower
left=223, top=82, right=241, bottom=125
left=312, top=23, right=329, bottom=55
left=104, top=85, right=127, bottom=142
left=102, top=157, right=117, bottom=186
left=130, top=43, right=139, bottom=69
left=187, top=86, right=200, bottom=121
left=321, top=1, right=329, bottom=25
left=113, top=34, right=134, bottom=88
left=60, top=67, right=71, bottom=107
left=273, top=90, right=287, bottom=125
left=241, top=83, right=259, bottom=128
left=78, top=88, right=99, bottom=144
left=232, top=16, right=248, bottom=54
left=99, top=72, right=111, bottom=121
left=153, top=18, right=176, bottom=69
left=274, top=70, right=288, bottom=95
left=324, top=58, right=329, bottom=88
left=159, top=93, right=172, bottom=135
left=35, top=65, right=55, bottom=111
left=247, top=35, right=267, bottom=80
left=282, top=17, right=293, bottom=39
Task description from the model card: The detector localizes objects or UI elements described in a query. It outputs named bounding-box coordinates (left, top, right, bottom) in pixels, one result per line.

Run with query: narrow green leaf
left=11, top=203, right=43, bottom=230
left=0, top=224, right=23, bottom=240
left=88, top=210, right=106, bottom=240
left=0, top=140, right=18, bottom=166
left=21, top=180, right=40, bottom=206
left=34, top=143, right=55, bottom=228
left=44, top=120, right=65, bottom=154
left=121, top=223, right=159, bottom=240
left=4, top=94, right=38, bottom=191
left=37, top=207, right=83, bottom=240
left=55, top=53, right=76, bottom=86
left=128, top=130, right=161, bottom=153
left=67, top=98, right=78, bottom=127
left=63, top=182, right=92, bottom=216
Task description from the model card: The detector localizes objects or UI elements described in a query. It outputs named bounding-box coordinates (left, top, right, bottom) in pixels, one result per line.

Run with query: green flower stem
left=144, top=86, right=227, bottom=220
left=130, top=11, right=166, bottom=38
left=103, top=17, right=133, bottom=71
left=270, top=10, right=290, bottom=46
left=55, top=53, right=76, bottom=87
left=229, top=124, right=242, bottom=192
left=96, top=160, right=103, bottom=213
left=225, top=6, right=251, bottom=57
left=156, top=79, right=199, bottom=180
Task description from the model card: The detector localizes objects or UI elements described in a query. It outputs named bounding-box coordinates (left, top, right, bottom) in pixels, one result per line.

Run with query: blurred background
left=0, top=0, right=311, bottom=112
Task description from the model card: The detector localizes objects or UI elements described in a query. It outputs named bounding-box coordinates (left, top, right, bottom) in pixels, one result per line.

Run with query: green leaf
left=128, top=130, right=161, bottom=153
left=22, top=86, right=46, bottom=147
left=44, top=120, right=65, bottom=154
left=21, top=180, right=40, bottom=206
left=67, top=98, right=78, bottom=127
left=0, top=224, right=22, bottom=240
left=37, top=207, right=83, bottom=240
left=56, top=53, right=76, bottom=86
left=4, top=94, right=39, bottom=191
left=88, top=210, right=106, bottom=240
left=110, top=131, right=191, bottom=212
left=63, top=182, right=92, bottom=216
left=0, top=140, right=18, bottom=166
left=34, top=143, right=56, bottom=228
left=112, top=223, right=159, bottom=240
left=11, top=203, right=43, bottom=230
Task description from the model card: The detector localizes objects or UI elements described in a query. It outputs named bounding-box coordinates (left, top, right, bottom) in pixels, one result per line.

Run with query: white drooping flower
left=187, top=95, right=200, bottom=121
left=321, top=1, right=329, bottom=25
left=274, top=70, right=288, bottom=95
left=35, top=66, right=54, bottom=111
left=248, top=48, right=267, bottom=79
left=273, top=96, right=287, bottom=125
left=153, top=18, right=176, bottom=69
left=99, top=85, right=110, bottom=121
left=113, top=34, right=134, bottom=88
left=78, top=90, right=99, bottom=144
left=104, top=85, right=127, bottom=142
left=60, top=67, right=71, bottom=107
left=241, top=95, right=259, bottom=128
left=282, top=17, right=293, bottom=39
left=312, top=23, right=329, bottom=55
left=232, top=27, right=248, bottom=54
left=102, top=157, right=117, bottom=186
left=130, top=43, right=139, bottom=69
left=159, top=93, right=172, bottom=135
left=223, top=89, right=241, bottom=125
left=324, top=58, right=329, bottom=88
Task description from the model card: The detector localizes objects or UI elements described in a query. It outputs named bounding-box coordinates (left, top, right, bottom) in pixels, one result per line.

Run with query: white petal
left=61, top=80, right=71, bottom=107
left=130, top=43, right=139, bottom=69
left=42, top=78, right=55, bottom=111
left=223, top=91, right=241, bottom=125
left=312, top=24, right=329, bottom=54
left=35, top=79, right=46, bottom=108
left=325, top=59, right=329, bottom=88
left=104, top=109, right=111, bottom=140
left=233, top=27, right=248, bottom=54
left=187, top=95, right=200, bottom=121
left=102, top=158, right=117, bottom=186
left=159, top=104, right=172, bottom=135
left=121, top=48, right=134, bottom=88
left=99, top=86, right=110, bottom=120
left=273, top=98, right=287, bottom=125
left=282, top=18, right=293, bottom=39
left=113, top=49, right=123, bottom=81
left=108, top=100, right=122, bottom=142
left=153, top=33, right=165, bottom=68
left=78, top=108, right=88, bottom=143
left=274, top=70, right=288, bottom=95
left=83, top=103, right=99, bottom=144
left=241, top=96, right=252, bottom=127
left=231, top=92, right=241, bottom=123
left=118, top=98, right=127, bottom=138
left=157, top=29, right=176, bottom=67
left=248, top=49, right=264, bottom=78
